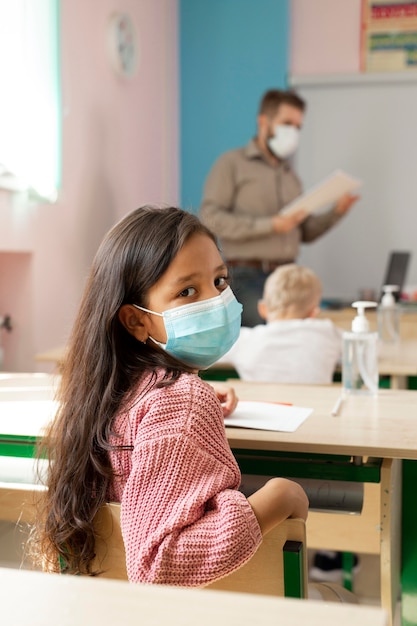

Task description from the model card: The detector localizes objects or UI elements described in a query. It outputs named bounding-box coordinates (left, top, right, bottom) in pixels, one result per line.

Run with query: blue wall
left=180, top=0, right=290, bottom=213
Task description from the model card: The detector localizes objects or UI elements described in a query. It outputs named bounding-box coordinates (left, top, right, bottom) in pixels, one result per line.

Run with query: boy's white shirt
left=218, top=318, right=343, bottom=385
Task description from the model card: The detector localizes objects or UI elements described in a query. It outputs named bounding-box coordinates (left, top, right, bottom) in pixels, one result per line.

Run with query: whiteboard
left=290, top=72, right=417, bottom=302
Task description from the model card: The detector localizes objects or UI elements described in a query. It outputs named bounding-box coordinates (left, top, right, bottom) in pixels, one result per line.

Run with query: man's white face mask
left=267, top=124, right=300, bottom=159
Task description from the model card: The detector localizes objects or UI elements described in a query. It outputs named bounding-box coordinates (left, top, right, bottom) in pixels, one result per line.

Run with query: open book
left=280, top=169, right=362, bottom=217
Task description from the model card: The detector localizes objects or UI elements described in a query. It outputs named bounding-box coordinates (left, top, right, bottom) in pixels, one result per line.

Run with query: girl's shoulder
left=128, top=369, right=219, bottom=416
left=157, top=371, right=219, bottom=406
left=121, top=370, right=222, bottom=443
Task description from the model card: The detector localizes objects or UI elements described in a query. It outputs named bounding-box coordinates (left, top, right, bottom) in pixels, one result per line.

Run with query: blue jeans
left=229, top=266, right=268, bottom=327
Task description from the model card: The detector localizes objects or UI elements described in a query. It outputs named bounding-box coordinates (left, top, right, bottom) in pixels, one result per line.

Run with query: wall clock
left=107, top=13, right=138, bottom=78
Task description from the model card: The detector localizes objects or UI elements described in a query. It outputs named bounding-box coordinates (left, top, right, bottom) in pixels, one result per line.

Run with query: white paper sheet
left=224, top=401, right=313, bottom=433
left=280, top=169, right=362, bottom=217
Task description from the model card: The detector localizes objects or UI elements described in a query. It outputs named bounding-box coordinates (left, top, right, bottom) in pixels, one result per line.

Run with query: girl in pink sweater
left=34, top=206, right=308, bottom=585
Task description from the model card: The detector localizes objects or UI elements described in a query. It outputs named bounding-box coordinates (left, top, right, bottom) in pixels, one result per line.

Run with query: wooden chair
left=0, top=486, right=357, bottom=603
left=0, top=481, right=46, bottom=524
left=93, top=503, right=357, bottom=602
left=93, top=502, right=128, bottom=580
left=0, top=481, right=47, bottom=570
left=95, top=503, right=306, bottom=595
left=94, top=502, right=306, bottom=598
left=205, top=517, right=307, bottom=597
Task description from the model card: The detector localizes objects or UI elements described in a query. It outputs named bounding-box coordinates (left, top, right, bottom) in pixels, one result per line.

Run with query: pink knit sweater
left=108, top=370, right=262, bottom=587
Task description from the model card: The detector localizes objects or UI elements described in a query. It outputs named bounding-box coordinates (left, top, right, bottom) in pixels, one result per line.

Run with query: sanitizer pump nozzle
left=381, top=285, right=398, bottom=307
left=342, top=301, right=379, bottom=395
left=378, top=285, right=400, bottom=344
left=351, top=300, right=376, bottom=333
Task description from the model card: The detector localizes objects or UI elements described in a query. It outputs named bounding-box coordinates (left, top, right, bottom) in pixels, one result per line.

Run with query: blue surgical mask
left=134, top=286, right=242, bottom=369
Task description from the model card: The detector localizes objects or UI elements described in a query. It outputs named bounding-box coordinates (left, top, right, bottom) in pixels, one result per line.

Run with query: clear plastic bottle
left=378, top=285, right=400, bottom=344
left=342, top=301, right=379, bottom=396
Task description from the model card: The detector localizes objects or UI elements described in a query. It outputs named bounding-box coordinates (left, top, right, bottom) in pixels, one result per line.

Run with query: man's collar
left=244, top=137, right=290, bottom=169
left=244, top=137, right=264, bottom=159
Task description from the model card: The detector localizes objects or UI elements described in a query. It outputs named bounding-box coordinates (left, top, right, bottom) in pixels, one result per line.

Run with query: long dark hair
left=31, top=206, right=217, bottom=574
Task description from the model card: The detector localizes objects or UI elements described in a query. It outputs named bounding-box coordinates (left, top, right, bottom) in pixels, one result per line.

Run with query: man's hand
left=334, top=192, right=360, bottom=216
left=272, top=208, right=308, bottom=234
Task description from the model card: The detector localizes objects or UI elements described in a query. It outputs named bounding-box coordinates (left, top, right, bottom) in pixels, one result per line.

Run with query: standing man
left=200, top=89, right=358, bottom=327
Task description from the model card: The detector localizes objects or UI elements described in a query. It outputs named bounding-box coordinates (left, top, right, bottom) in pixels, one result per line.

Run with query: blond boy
left=221, top=264, right=342, bottom=384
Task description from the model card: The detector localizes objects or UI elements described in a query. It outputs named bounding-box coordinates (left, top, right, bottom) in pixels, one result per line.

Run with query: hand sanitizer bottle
left=378, top=285, right=400, bottom=344
left=342, top=301, right=379, bottom=396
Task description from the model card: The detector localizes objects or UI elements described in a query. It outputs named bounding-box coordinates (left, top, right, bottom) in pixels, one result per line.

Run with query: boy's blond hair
left=262, top=264, right=322, bottom=319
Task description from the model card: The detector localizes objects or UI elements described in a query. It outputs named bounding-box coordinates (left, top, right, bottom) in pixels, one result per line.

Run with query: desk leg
left=401, top=460, right=417, bottom=626
left=389, top=375, right=407, bottom=390
left=306, top=458, right=400, bottom=626
left=380, top=458, right=402, bottom=626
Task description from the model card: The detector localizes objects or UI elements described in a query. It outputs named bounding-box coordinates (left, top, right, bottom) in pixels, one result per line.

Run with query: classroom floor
left=308, top=550, right=401, bottom=625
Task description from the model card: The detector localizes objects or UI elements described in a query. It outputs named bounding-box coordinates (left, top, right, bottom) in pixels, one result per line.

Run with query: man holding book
left=199, top=89, right=358, bottom=326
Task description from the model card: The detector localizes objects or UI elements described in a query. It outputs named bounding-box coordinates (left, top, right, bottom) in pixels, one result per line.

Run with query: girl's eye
left=178, top=286, right=196, bottom=297
left=215, top=276, right=229, bottom=289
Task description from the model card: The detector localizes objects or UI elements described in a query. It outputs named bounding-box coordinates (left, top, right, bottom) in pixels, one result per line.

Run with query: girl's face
left=143, top=233, right=229, bottom=344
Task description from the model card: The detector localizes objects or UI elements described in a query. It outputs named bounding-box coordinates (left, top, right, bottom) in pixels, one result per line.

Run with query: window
left=0, top=0, right=61, bottom=201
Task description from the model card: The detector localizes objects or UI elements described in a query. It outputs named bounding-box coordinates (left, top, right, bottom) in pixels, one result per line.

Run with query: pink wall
left=0, top=0, right=179, bottom=371
left=0, top=0, right=365, bottom=371
left=290, top=0, right=363, bottom=75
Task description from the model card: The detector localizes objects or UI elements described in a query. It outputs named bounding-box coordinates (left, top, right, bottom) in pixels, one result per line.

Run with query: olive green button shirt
left=200, top=139, right=342, bottom=263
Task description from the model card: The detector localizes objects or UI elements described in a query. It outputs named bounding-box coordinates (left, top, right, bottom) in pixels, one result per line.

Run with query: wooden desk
left=0, top=568, right=388, bottom=626
left=37, top=324, right=417, bottom=390
left=225, top=381, right=417, bottom=626
left=0, top=375, right=412, bottom=626
left=321, top=307, right=417, bottom=341
left=378, top=340, right=417, bottom=389
left=323, top=308, right=417, bottom=390
left=0, top=376, right=57, bottom=481
left=34, top=345, right=66, bottom=369
left=225, top=383, right=417, bottom=460
left=0, top=372, right=57, bottom=387
left=204, top=340, right=417, bottom=393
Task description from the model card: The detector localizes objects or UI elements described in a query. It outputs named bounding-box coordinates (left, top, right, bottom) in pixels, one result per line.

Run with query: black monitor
left=381, top=251, right=411, bottom=301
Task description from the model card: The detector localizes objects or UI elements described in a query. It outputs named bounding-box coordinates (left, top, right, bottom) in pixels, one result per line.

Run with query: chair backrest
left=93, top=502, right=307, bottom=598
left=205, top=517, right=308, bottom=597
left=93, top=502, right=128, bottom=580
left=0, top=481, right=46, bottom=524
left=0, top=484, right=356, bottom=605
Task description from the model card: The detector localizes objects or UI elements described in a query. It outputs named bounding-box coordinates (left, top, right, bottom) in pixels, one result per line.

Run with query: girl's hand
left=208, top=381, right=238, bottom=417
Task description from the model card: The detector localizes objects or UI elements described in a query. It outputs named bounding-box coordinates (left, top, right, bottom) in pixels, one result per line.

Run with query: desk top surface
left=226, top=381, right=417, bottom=460
left=378, top=339, right=417, bottom=375
left=1, top=373, right=416, bottom=460
left=0, top=373, right=59, bottom=437
left=0, top=568, right=387, bottom=626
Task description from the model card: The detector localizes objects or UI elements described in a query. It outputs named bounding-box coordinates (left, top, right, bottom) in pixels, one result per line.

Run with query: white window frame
left=0, top=0, right=61, bottom=202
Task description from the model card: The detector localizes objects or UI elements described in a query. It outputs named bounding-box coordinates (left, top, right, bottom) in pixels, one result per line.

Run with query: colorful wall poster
left=361, top=0, right=417, bottom=71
